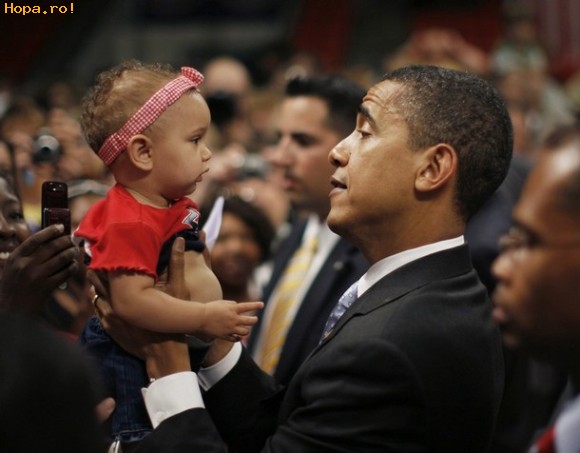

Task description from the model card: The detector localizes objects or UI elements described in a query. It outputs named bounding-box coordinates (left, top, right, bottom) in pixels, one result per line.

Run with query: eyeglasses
left=497, top=226, right=580, bottom=263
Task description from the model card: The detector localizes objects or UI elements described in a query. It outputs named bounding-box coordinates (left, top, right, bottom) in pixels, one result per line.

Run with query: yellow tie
left=258, top=234, right=318, bottom=374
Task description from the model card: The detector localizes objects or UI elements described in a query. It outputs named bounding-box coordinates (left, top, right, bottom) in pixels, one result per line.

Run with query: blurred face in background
left=0, top=176, right=30, bottom=279
left=269, top=96, right=341, bottom=218
left=492, top=142, right=580, bottom=365
left=211, top=211, right=263, bottom=290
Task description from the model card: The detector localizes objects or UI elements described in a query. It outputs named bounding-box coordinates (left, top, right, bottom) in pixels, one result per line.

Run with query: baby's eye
left=191, top=137, right=201, bottom=145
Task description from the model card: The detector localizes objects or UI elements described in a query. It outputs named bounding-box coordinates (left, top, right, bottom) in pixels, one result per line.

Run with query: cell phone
left=41, top=181, right=71, bottom=235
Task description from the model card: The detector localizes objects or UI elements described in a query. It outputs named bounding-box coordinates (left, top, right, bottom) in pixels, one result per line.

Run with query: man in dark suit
left=248, top=75, right=368, bottom=385
left=465, top=154, right=570, bottom=453
left=492, top=122, right=580, bottom=452
left=104, top=65, right=512, bottom=452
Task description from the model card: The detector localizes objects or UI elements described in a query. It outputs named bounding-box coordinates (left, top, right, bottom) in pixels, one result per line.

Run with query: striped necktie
left=258, top=233, right=318, bottom=374
left=320, top=281, right=359, bottom=342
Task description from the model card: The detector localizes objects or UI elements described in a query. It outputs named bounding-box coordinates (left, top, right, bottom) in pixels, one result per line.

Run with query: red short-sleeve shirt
left=74, top=184, right=200, bottom=280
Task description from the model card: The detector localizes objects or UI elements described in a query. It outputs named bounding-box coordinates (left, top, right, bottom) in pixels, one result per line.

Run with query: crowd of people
left=1, top=5, right=580, bottom=451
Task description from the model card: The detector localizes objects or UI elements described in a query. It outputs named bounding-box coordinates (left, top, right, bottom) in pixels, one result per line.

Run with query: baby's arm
left=108, top=271, right=262, bottom=340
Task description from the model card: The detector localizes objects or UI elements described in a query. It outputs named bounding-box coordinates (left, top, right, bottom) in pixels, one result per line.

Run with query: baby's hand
left=200, top=300, right=263, bottom=342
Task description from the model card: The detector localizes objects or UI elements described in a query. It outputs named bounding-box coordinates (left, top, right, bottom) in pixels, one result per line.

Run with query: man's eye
left=504, top=226, right=537, bottom=250
left=358, top=130, right=371, bottom=139
left=295, top=137, right=313, bottom=147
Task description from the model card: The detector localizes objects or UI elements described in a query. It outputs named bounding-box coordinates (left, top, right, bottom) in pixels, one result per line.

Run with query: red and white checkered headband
left=97, top=66, right=204, bottom=166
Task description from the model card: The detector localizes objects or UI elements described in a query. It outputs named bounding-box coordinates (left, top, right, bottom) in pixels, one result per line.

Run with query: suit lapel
left=319, top=244, right=474, bottom=345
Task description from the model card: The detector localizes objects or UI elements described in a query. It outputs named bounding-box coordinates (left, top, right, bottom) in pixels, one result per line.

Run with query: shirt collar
left=358, top=236, right=465, bottom=296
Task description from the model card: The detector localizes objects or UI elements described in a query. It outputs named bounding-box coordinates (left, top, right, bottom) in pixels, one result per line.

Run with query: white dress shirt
left=555, top=394, right=580, bottom=452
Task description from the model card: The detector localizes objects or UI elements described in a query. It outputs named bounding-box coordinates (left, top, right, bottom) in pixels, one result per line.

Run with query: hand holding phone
left=41, top=181, right=71, bottom=235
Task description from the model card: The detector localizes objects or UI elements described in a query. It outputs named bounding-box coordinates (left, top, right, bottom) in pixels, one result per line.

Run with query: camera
left=237, top=153, right=269, bottom=179
left=33, top=129, right=62, bottom=164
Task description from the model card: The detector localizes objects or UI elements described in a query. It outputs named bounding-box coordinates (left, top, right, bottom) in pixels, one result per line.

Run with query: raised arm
left=107, top=268, right=262, bottom=341
left=0, top=224, right=78, bottom=314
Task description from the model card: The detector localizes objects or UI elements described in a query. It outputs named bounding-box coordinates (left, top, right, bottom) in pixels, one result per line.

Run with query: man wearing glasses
left=493, top=122, right=580, bottom=453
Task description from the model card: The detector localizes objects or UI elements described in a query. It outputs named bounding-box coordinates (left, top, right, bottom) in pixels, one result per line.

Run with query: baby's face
left=147, top=91, right=212, bottom=200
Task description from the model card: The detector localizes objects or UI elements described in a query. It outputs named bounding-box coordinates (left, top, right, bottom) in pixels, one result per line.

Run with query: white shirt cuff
left=198, top=342, right=242, bottom=390
left=142, top=371, right=204, bottom=428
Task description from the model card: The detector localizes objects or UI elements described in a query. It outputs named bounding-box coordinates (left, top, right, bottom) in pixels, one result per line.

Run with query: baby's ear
left=126, top=134, right=153, bottom=171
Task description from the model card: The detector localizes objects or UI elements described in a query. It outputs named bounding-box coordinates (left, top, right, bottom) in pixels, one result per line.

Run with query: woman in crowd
left=201, top=195, right=275, bottom=304
left=0, top=170, right=79, bottom=315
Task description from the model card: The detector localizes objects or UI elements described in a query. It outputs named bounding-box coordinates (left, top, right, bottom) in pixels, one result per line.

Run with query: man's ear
left=415, top=144, right=457, bottom=193
left=126, top=134, right=153, bottom=171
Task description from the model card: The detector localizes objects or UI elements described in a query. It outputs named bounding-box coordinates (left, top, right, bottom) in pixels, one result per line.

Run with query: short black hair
left=382, top=65, right=513, bottom=221
left=285, top=75, right=365, bottom=138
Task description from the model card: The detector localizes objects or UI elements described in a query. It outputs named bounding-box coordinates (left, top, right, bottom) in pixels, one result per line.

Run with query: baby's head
left=80, top=60, right=212, bottom=201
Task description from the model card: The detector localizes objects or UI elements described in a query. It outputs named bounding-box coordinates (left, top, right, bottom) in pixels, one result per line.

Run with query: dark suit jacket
left=139, top=244, right=505, bottom=453
left=248, top=218, right=369, bottom=386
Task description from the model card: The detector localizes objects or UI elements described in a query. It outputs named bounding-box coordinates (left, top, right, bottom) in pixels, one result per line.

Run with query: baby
left=75, top=60, right=262, bottom=447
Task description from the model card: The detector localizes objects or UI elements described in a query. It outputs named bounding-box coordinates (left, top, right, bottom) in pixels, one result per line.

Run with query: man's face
left=492, top=143, right=580, bottom=364
left=269, top=96, right=342, bottom=218
left=326, top=80, right=422, bottom=260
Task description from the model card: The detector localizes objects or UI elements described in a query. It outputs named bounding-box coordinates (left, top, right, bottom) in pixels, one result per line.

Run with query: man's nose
left=491, top=251, right=512, bottom=285
left=270, top=138, right=294, bottom=167
left=329, top=137, right=350, bottom=167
